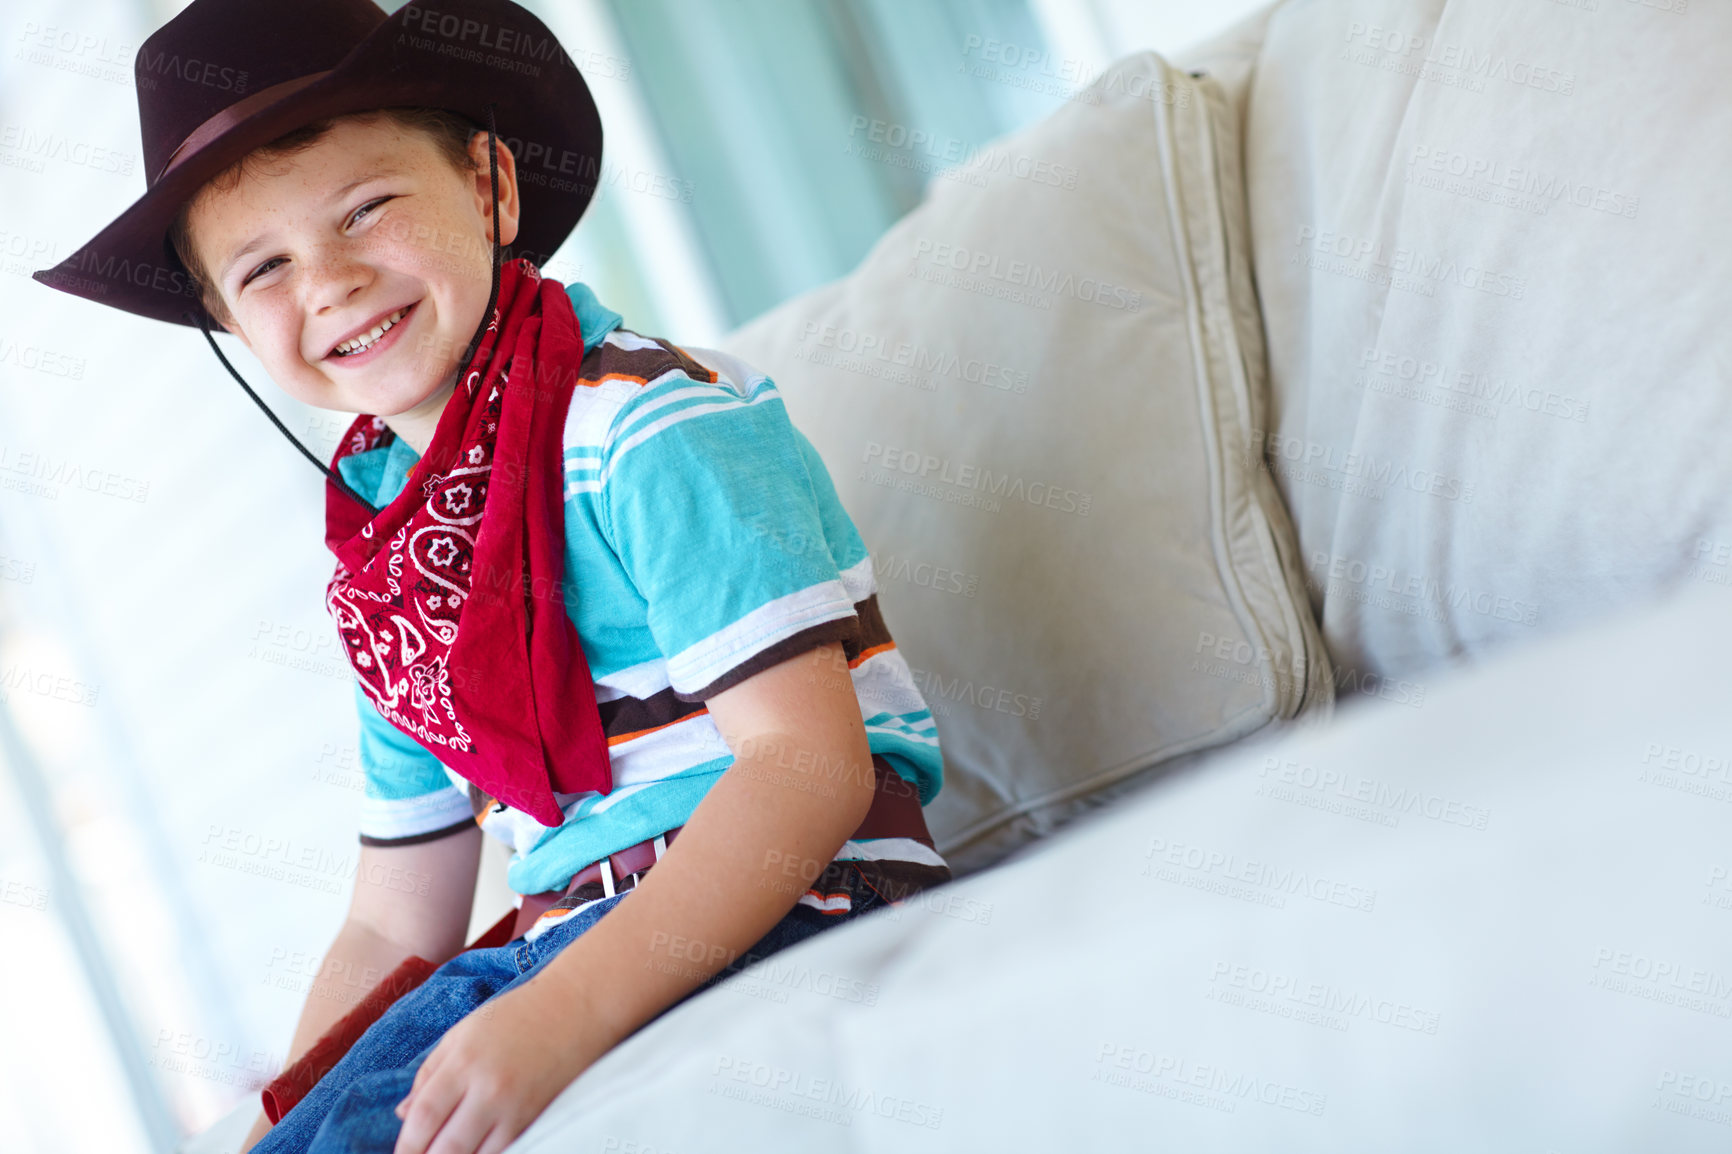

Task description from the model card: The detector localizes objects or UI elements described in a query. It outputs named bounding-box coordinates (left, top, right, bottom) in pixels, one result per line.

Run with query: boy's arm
left=392, top=641, right=877, bottom=1154
left=239, top=827, right=483, bottom=1152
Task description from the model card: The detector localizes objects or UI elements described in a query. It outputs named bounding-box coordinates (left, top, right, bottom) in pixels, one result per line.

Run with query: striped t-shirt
left=337, top=282, right=946, bottom=929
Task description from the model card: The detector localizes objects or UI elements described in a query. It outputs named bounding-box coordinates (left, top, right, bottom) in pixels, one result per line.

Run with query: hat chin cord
left=191, top=103, right=506, bottom=520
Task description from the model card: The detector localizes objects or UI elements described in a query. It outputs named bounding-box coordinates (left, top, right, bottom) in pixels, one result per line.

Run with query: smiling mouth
left=330, top=304, right=413, bottom=358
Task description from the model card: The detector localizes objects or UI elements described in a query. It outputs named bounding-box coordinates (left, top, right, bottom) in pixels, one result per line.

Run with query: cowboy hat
left=32, top=0, right=603, bottom=328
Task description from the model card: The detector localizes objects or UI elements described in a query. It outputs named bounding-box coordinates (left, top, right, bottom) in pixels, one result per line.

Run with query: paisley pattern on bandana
left=322, top=259, right=613, bottom=826
left=325, top=398, right=492, bottom=753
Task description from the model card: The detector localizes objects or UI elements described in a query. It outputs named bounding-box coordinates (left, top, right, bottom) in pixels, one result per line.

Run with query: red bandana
left=323, top=259, right=610, bottom=826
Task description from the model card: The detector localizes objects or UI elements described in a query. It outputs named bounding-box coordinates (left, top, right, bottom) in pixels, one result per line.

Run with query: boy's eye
left=241, top=257, right=285, bottom=287
left=347, top=196, right=393, bottom=228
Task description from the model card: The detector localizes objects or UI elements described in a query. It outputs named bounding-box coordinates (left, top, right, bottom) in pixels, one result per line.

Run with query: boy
left=34, top=1, right=948, bottom=1151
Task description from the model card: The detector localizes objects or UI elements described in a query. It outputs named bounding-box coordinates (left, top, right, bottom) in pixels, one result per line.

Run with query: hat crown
left=135, top=0, right=386, bottom=183
left=37, top=0, right=602, bottom=329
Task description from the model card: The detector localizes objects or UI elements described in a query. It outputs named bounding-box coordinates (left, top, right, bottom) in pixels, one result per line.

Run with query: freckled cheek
left=232, top=305, right=305, bottom=373
left=388, top=217, right=489, bottom=281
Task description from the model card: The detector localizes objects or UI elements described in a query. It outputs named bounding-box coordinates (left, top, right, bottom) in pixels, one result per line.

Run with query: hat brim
left=33, top=0, right=602, bottom=329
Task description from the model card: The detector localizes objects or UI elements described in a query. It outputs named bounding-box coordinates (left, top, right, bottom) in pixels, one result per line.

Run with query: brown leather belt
left=509, top=754, right=927, bottom=940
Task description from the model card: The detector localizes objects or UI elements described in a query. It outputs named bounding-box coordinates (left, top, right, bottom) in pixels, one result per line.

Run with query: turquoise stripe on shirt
left=336, top=280, right=942, bottom=896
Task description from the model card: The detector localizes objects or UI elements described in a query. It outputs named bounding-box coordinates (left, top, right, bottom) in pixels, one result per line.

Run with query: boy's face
left=185, top=116, right=520, bottom=424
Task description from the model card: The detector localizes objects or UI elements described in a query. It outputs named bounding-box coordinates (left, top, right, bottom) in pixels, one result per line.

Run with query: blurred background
left=0, top=0, right=1266, bottom=1147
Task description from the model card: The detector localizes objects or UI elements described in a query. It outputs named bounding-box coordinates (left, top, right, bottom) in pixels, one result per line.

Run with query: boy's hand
left=392, top=975, right=601, bottom=1154
left=392, top=640, right=877, bottom=1152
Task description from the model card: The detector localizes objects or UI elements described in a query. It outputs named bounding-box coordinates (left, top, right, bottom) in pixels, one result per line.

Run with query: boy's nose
left=305, top=251, right=374, bottom=315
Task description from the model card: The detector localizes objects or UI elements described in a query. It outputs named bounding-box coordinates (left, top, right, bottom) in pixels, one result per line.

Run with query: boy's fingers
left=421, top=1098, right=495, bottom=1154
left=399, top=1042, right=452, bottom=1118
left=410, top=1044, right=447, bottom=1092
left=393, top=1075, right=462, bottom=1154
left=476, top=1123, right=518, bottom=1154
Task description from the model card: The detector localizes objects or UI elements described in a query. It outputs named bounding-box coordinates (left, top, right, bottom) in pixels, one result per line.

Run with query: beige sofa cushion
left=1247, top=0, right=1732, bottom=681
left=721, top=50, right=1330, bottom=873
left=519, top=573, right=1732, bottom=1154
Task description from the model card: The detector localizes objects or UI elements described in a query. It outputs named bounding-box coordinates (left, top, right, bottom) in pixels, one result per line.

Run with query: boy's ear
left=466, top=131, right=521, bottom=249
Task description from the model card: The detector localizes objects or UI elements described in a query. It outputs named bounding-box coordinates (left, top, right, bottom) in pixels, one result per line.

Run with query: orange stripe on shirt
left=584, top=371, right=651, bottom=388
left=851, top=641, right=896, bottom=667
left=608, top=707, right=711, bottom=747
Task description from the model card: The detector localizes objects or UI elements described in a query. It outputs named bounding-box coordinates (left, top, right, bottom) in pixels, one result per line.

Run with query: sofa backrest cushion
left=720, top=51, right=1330, bottom=874
left=1247, top=0, right=1732, bottom=681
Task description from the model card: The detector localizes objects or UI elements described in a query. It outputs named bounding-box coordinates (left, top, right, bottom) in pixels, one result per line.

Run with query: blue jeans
left=252, top=889, right=884, bottom=1153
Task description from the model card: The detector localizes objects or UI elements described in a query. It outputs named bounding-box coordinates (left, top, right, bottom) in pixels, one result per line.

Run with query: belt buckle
left=599, top=857, right=616, bottom=899
left=598, top=831, right=673, bottom=901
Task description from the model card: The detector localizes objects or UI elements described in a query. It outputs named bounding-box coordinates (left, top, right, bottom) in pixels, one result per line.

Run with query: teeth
left=334, top=307, right=408, bottom=356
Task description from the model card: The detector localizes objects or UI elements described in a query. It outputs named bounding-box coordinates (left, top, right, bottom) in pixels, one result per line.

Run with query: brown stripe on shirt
left=577, top=329, right=715, bottom=391
left=841, top=593, right=893, bottom=663
left=673, top=615, right=863, bottom=703
left=597, top=687, right=711, bottom=743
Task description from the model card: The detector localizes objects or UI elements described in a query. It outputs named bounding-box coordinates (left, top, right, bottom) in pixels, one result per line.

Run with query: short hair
left=168, top=106, right=481, bottom=326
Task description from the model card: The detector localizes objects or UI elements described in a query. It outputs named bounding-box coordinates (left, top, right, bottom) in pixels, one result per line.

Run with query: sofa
left=186, top=1, right=1732, bottom=1149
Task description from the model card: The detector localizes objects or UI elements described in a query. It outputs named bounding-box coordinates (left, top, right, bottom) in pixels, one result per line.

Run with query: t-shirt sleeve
left=352, top=682, right=476, bottom=846
left=600, top=365, right=862, bottom=702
